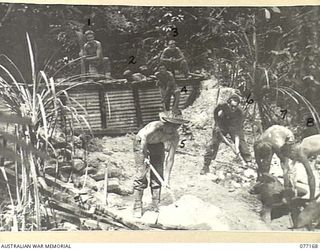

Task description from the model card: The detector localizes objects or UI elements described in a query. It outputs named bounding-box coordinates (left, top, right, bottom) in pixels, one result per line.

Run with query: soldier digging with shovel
left=132, top=112, right=188, bottom=218
left=200, top=94, right=253, bottom=175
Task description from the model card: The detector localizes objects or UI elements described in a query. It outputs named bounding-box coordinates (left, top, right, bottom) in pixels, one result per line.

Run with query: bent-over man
left=255, top=125, right=316, bottom=200
left=132, top=114, right=184, bottom=218
left=200, top=94, right=253, bottom=175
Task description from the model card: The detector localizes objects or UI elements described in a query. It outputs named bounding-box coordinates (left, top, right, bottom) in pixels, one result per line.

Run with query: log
left=90, top=168, right=122, bottom=181
left=48, top=199, right=147, bottom=230
left=52, top=210, right=81, bottom=226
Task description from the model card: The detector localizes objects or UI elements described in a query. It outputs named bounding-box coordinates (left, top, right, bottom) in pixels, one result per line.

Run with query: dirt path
left=101, top=135, right=296, bottom=231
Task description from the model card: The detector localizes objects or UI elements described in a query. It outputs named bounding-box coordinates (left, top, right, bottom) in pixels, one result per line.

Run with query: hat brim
left=160, top=116, right=189, bottom=124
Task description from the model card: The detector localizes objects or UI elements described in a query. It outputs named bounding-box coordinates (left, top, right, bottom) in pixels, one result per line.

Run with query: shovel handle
left=145, top=159, right=177, bottom=203
left=219, top=132, right=247, bottom=165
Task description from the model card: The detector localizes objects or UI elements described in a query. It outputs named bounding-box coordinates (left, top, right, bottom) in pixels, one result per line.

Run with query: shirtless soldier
left=82, top=30, right=104, bottom=74
left=132, top=114, right=185, bottom=218
left=254, top=125, right=316, bottom=199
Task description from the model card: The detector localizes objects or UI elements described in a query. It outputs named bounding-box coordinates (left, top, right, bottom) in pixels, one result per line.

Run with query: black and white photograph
left=0, top=3, right=319, bottom=232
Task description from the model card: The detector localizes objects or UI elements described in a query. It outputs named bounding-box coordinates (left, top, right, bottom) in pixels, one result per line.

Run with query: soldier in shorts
left=155, top=65, right=181, bottom=115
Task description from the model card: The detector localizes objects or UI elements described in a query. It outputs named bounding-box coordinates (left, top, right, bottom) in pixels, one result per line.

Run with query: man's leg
left=172, top=90, right=181, bottom=115
left=103, top=57, right=111, bottom=74
left=162, top=61, right=175, bottom=75
left=253, top=140, right=273, bottom=180
left=132, top=136, right=148, bottom=218
left=237, top=132, right=253, bottom=163
left=201, top=127, right=221, bottom=175
left=149, top=143, right=165, bottom=212
left=277, top=154, right=298, bottom=198
left=162, top=93, right=172, bottom=112
left=179, top=59, right=190, bottom=77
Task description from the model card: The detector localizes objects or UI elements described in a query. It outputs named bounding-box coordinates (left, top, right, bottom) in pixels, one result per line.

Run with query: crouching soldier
left=132, top=113, right=186, bottom=218
left=123, top=70, right=147, bottom=83
left=200, top=94, right=253, bottom=175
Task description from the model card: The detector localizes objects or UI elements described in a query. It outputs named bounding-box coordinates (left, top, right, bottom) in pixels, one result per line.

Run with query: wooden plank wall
left=58, top=78, right=201, bottom=135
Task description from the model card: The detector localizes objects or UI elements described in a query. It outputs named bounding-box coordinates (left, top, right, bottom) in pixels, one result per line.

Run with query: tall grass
left=0, top=33, right=92, bottom=231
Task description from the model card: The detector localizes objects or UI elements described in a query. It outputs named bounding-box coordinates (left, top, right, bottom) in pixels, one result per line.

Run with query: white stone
left=156, top=195, right=229, bottom=230
left=244, top=168, right=256, bottom=178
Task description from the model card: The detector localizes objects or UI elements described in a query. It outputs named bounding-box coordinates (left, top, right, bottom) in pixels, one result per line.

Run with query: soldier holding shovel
left=200, top=94, right=253, bottom=175
left=132, top=113, right=187, bottom=218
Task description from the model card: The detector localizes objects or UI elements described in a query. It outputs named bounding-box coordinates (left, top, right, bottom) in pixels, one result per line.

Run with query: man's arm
left=164, top=135, right=179, bottom=186
left=234, top=135, right=240, bottom=154
left=173, top=47, right=185, bottom=62
left=160, top=48, right=172, bottom=62
left=233, top=109, right=245, bottom=153
left=213, top=104, right=224, bottom=126
left=140, top=137, right=149, bottom=160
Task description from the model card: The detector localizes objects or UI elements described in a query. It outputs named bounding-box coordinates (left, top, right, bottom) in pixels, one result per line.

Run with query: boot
left=200, top=165, right=210, bottom=175
left=151, top=188, right=161, bottom=212
left=133, top=190, right=144, bottom=218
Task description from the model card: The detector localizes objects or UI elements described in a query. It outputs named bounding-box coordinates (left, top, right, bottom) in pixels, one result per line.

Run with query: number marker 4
left=181, top=86, right=187, bottom=93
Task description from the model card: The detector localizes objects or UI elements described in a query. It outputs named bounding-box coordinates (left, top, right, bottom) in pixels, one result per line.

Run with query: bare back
left=299, top=134, right=320, bottom=158
left=137, top=121, right=179, bottom=145
left=259, top=125, right=294, bottom=150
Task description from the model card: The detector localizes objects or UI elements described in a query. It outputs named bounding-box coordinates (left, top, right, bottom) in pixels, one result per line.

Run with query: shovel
left=144, top=158, right=178, bottom=207
left=219, top=131, right=247, bottom=166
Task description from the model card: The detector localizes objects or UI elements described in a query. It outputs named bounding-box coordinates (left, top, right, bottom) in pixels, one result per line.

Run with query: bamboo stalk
left=103, top=165, right=108, bottom=206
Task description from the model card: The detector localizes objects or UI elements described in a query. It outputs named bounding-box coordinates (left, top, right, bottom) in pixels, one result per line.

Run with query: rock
left=58, top=163, right=72, bottom=182
left=231, top=180, right=241, bottom=189
left=251, top=174, right=284, bottom=206
left=56, top=148, right=72, bottom=160
left=74, top=149, right=84, bottom=159
left=90, top=167, right=122, bottom=181
left=157, top=195, right=229, bottom=230
left=75, top=175, right=98, bottom=191
left=87, top=157, right=100, bottom=168
left=87, top=166, right=98, bottom=175
left=87, top=138, right=104, bottom=152
left=72, top=136, right=82, bottom=148
left=295, top=201, right=320, bottom=229
left=44, top=165, right=56, bottom=176
left=80, top=218, right=100, bottom=230
left=96, top=177, right=119, bottom=191
left=210, top=174, right=219, bottom=182
left=87, top=152, right=109, bottom=168
left=141, top=211, right=159, bottom=224
left=102, top=148, right=113, bottom=156
left=61, top=222, right=79, bottom=231
left=244, top=169, right=257, bottom=178
left=216, top=170, right=225, bottom=180
left=95, top=178, right=132, bottom=196
left=72, top=159, right=85, bottom=173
